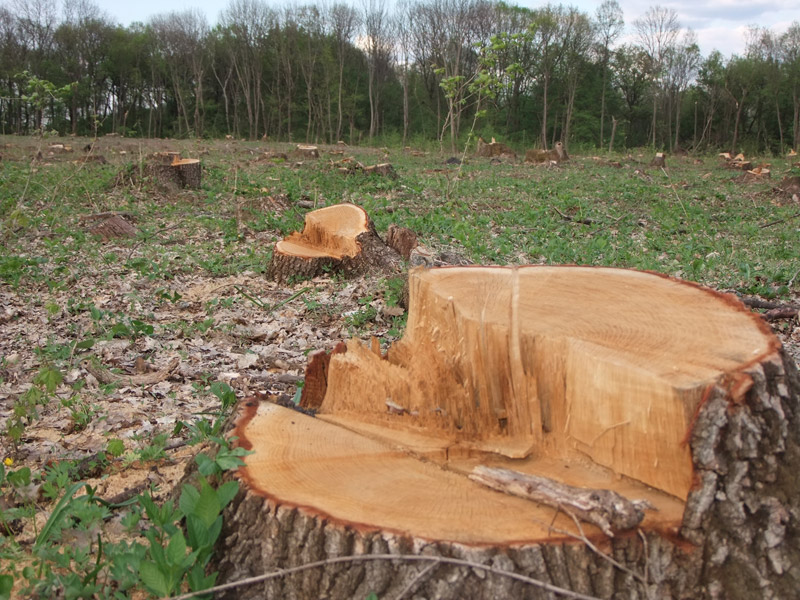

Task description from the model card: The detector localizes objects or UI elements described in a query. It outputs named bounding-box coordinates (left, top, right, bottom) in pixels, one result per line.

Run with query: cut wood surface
left=217, top=265, right=800, bottom=599
left=267, top=203, right=402, bottom=282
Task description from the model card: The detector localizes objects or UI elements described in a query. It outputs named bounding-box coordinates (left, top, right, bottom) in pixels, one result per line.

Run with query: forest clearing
left=1, top=134, right=800, bottom=598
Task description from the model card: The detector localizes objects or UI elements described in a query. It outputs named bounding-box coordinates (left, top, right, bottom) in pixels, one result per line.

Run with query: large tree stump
left=267, top=203, right=402, bottom=283
left=215, top=266, right=800, bottom=599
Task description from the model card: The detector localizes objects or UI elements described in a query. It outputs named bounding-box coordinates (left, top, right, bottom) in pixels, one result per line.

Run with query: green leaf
left=213, top=451, right=246, bottom=472
left=7, top=467, right=31, bottom=487
left=193, top=481, right=222, bottom=528
left=185, top=513, right=212, bottom=549
left=34, top=365, right=62, bottom=393
left=195, top=452, right=219, bottom=476
left=216, top=481, right=239, bottom=509
left=35, top=480, right=85, bottom=549
left=179, top=482, right=201, bottom=517
left=187, top=563, right=216, bottom=596
left=0, top=574, right=14, bottom=600
left=139, top=561, right=170, bottom=597
left=166, top=531, right=187, bottom=566
left=74, top=337, right=95, bottom=350
left=106, top=438, right=125, bottom=457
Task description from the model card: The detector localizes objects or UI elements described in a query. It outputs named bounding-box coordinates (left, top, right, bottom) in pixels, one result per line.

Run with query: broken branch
left=470, top=465, right=651, bottom=537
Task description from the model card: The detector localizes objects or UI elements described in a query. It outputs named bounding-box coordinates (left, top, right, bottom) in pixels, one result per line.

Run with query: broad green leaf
left=139, top=561, right=170, bottom=597
left=179, top=483, right=200, bottom=517
left=34, top=366, right=62, bottom=393
left=216, top=480, right=239, bottom=509
left=193, top=481, right=221, bottom=528
left=0, top=574, right=14, bottom=600
left=166, top=531, right=187, bottom=565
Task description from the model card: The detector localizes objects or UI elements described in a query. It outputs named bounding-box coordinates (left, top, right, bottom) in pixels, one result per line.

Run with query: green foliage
left=0, top=376, right=249, bottom=599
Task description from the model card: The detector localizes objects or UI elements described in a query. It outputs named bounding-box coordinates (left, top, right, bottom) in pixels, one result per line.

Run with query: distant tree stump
left=215, top=266, right=800, bottom=599
left=146, top=158, right=202, bottom=189
left=267, top=204, right=402, bottom=283
left=745, top=166, right=771, bottom=180
left=476, top=137, right=516, bottom=159
left=294, top=145, right=320, bottom=159
left=650, top=152, right=666, bottom=168
left=363, top=163, right=397, bottom=178
left=524, top=142, right=568, bottom=164
left=86, top=214, right=137, bottom=240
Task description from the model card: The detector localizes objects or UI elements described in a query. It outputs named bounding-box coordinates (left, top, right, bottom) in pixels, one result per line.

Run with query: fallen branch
left=764, top=307, right=799, bottom=321
left=553, top=206, right=595, bottom=225
left=759, top=211, right=800, bottom=229
left=82, top=356, right=180, bottom=386
left=470, top=465, right=651, bottom=537
left=167, top=553, right=602, bottom=600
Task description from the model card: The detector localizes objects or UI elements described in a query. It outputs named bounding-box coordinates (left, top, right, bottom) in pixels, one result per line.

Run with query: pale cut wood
left=214, top=265, right=800, bottom=599
left=315, top=266, right=776, bottom=499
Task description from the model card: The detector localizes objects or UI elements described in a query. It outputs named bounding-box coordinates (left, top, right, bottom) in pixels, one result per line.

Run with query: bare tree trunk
left=608, top=115, right=617, bottom=152
left=402, top=66, right=409, bottom=147
left=541, top=74, right=549, bottom=150
left=731, top=97, right=746, bottom=155
left=599, top=70, right=607, bottom=148
left=792, top=90, right=800, bottom=150
left=651, top=92, right=657, bottom=147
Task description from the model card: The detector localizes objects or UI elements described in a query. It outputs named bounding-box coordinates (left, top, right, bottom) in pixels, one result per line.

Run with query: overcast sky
left=97, top=0, right=799, bottom=59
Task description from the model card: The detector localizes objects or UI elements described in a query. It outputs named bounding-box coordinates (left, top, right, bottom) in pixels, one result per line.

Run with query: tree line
left=1, top=0, right=799, bottom=153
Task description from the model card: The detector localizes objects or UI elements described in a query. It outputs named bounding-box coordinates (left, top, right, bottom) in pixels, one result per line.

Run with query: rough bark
left=138, top=158, right=202, bottom=189
left=385, top=224, right=418, bottom=260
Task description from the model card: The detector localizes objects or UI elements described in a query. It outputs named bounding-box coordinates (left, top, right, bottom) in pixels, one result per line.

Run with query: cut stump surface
left=267, top=203, right=401, bottom=282
left=217, top=266, right=800, bottom=599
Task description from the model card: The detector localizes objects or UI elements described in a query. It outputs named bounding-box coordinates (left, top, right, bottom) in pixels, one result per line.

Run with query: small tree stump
left=267, top=204, right=402, bottom=283
left=745, top=166, right=771, bottom=180
left=87, top=214, right=137, bottom=240
left=385, top=224, right=418, bottom=260
left=524, top=142, right=568, bottom=164
left=650, top=152, right=666, bottom=168
left=476, top=137, right=516, bottom=159
left=145, top=158, right=202, bottom=189
left=215, top=265, right=800, bottom=599
left=294, top=145, right=320, bottom=159
left=362, top=163, right=397, bottom=178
